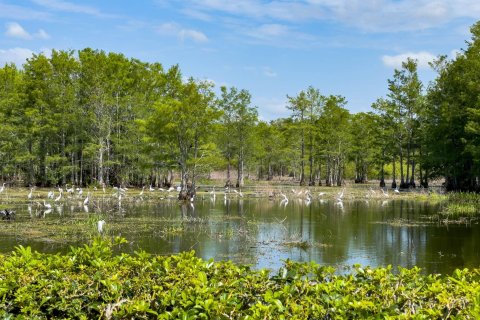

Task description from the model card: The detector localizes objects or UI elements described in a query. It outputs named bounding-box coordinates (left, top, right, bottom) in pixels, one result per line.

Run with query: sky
left=0, top=0, right=478, bottom=120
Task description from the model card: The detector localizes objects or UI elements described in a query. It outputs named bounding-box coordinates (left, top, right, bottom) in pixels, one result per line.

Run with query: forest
left=0, top=23, right=480, bottom=194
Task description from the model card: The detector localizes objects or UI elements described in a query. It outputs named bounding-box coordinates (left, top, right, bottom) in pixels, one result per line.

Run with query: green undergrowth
left=1, top=238, right=480, bottom=319
left=442, top=192, right=480, bottom=217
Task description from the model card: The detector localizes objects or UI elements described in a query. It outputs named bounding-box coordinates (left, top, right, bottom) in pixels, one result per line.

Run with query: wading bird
left=83, top=192, right=91, bottom=206
left=54, top=191, right=62, bottom=202
left=97, top=220, right=105, bottom=233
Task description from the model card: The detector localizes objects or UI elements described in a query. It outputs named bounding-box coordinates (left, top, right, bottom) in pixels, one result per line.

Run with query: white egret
left=149, top=185, right=155, bottom=192
left=97, top=220, right=105, bottom=233
left=139, top=186, right=145, bottom=196
left=27, top=188, right=33, bottom=200
left=0, top=183, right=5, bottom=193
left=381, top=188, right=389, bottom=198
left=54, top=191, right=62, bottom=202
left=47, top=190, right=54, bottom=199
left=43, top=200, right=52, bottom=209
left=394, top=188, right=400, bottom=194
left=66, top=185, right=74, bottom=194
left=83, top=192, right=91, bottom=206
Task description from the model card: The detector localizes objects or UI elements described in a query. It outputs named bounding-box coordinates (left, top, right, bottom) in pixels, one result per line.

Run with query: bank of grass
left=442, top=192, right=480, bottom=217
left=1, top=237, right=480, bottom=319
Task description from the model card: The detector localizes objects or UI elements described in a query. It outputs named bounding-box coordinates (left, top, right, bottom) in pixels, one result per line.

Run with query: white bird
left=0, top=183, right=5, bottom=193
left=47, top=190, right=54, bottom=199
left=83, top=192, right=91, bottom=206
left=27, top=188, right=33, bottom=200
left=233, top=189, right=244, bottom=197
left=149, top=185, right=155, bottom=192
left=66, top=185, right=74, bottom=194
left=168, top=186, right=175, bottom=192
left=176, top=186, right=181, bottom=192
left=336, top=188, right=345, bottom=202
left=97, top=220, right=105, bottom=233
left=78, top=188, right=83, bottom=196
left=280, top=192, right=288, bottom=202
left=319, top=192, right=326, bottom=197
left=381, top=188, right=389, bottom=197
left=394, top=188, right=400, bottom=194
left=43, top=200, right=52, bottom=209
left=54, top=191, right=62, bottom=202
left=58, top=187, right=63, bottom=193
left=139, top=186, right=145, bottom=196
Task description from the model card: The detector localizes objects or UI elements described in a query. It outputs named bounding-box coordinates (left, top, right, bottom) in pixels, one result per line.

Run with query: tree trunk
left=391, top=156, right=397, bottom=189
left=400, top=148, right=406, bottom=188
left=226, top=158, right=232, bottom=187
left=318, top=161, right=322, bottom=186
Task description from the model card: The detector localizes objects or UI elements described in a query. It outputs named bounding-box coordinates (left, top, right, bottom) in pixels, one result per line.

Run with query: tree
left=425, top=22, right=480, bottom=191
left=387, top=58, right=423, bottom=188
left=144, top=77, right=219, bottom=198
left=318, top=95, right=350, bottom=186
left=217, top=86, right=257, bottom=188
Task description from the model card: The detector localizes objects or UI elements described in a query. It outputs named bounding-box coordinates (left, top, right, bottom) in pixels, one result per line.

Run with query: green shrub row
left=1, top=237, right=479, bottom=319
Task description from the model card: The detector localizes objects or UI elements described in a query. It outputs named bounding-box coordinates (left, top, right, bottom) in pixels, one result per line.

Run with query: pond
left=0, top=190, right=479, bottom=274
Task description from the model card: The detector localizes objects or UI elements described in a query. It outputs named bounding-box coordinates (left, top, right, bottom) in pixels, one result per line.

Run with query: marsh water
left=1, top=192, right=479, bottom=274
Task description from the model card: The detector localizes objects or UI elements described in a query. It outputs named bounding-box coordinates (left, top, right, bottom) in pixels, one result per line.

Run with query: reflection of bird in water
left=233, top=189, right=243, bottom=197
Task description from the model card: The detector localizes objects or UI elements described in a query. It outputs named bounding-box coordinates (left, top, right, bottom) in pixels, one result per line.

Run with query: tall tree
left=217, top=86, right=257, bottom=188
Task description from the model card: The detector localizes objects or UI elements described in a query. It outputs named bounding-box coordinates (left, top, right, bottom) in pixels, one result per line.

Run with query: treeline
left=1, top=23, right=480, bottom=192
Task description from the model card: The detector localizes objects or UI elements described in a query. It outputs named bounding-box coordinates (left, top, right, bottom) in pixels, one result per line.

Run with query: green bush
left=1, top=237, right=479, bottom=319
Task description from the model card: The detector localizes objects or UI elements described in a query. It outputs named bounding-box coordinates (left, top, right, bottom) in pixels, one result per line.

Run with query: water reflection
left=0, top=197, right=479, bottom=274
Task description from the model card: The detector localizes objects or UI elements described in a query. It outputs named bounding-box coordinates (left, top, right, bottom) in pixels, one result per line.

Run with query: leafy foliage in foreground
left=1, top=238, right=480, bottom=319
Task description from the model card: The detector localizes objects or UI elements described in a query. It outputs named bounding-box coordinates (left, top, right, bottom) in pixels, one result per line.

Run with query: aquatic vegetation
left=442, top=192, right=480, bottom=217
left=0, top=238, right=479, bottom=318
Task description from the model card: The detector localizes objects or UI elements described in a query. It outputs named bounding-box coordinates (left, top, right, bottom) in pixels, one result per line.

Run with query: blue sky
left=0, top=0, right=478, bottom=120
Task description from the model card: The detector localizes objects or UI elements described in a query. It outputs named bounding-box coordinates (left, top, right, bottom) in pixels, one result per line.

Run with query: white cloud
left=0, top=47, right=34, bottom=66
left=0, top=3, right=51, bottom=21
left=5, top=22, right=32, bottom=40
left=179, top=29, right=208, bottom=42
left=31, top=0, right=102, bottom=16
left=186, top=0, right=480, bottom=33
left=382, top=51, right=437, bottom=69
left=255, top=96, right=290, bottom=121
left=5, top=22, right=51, bottom=40
left=157, top=23, right=208, bottom=43
left=35, top=29, right=50, bottom=39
